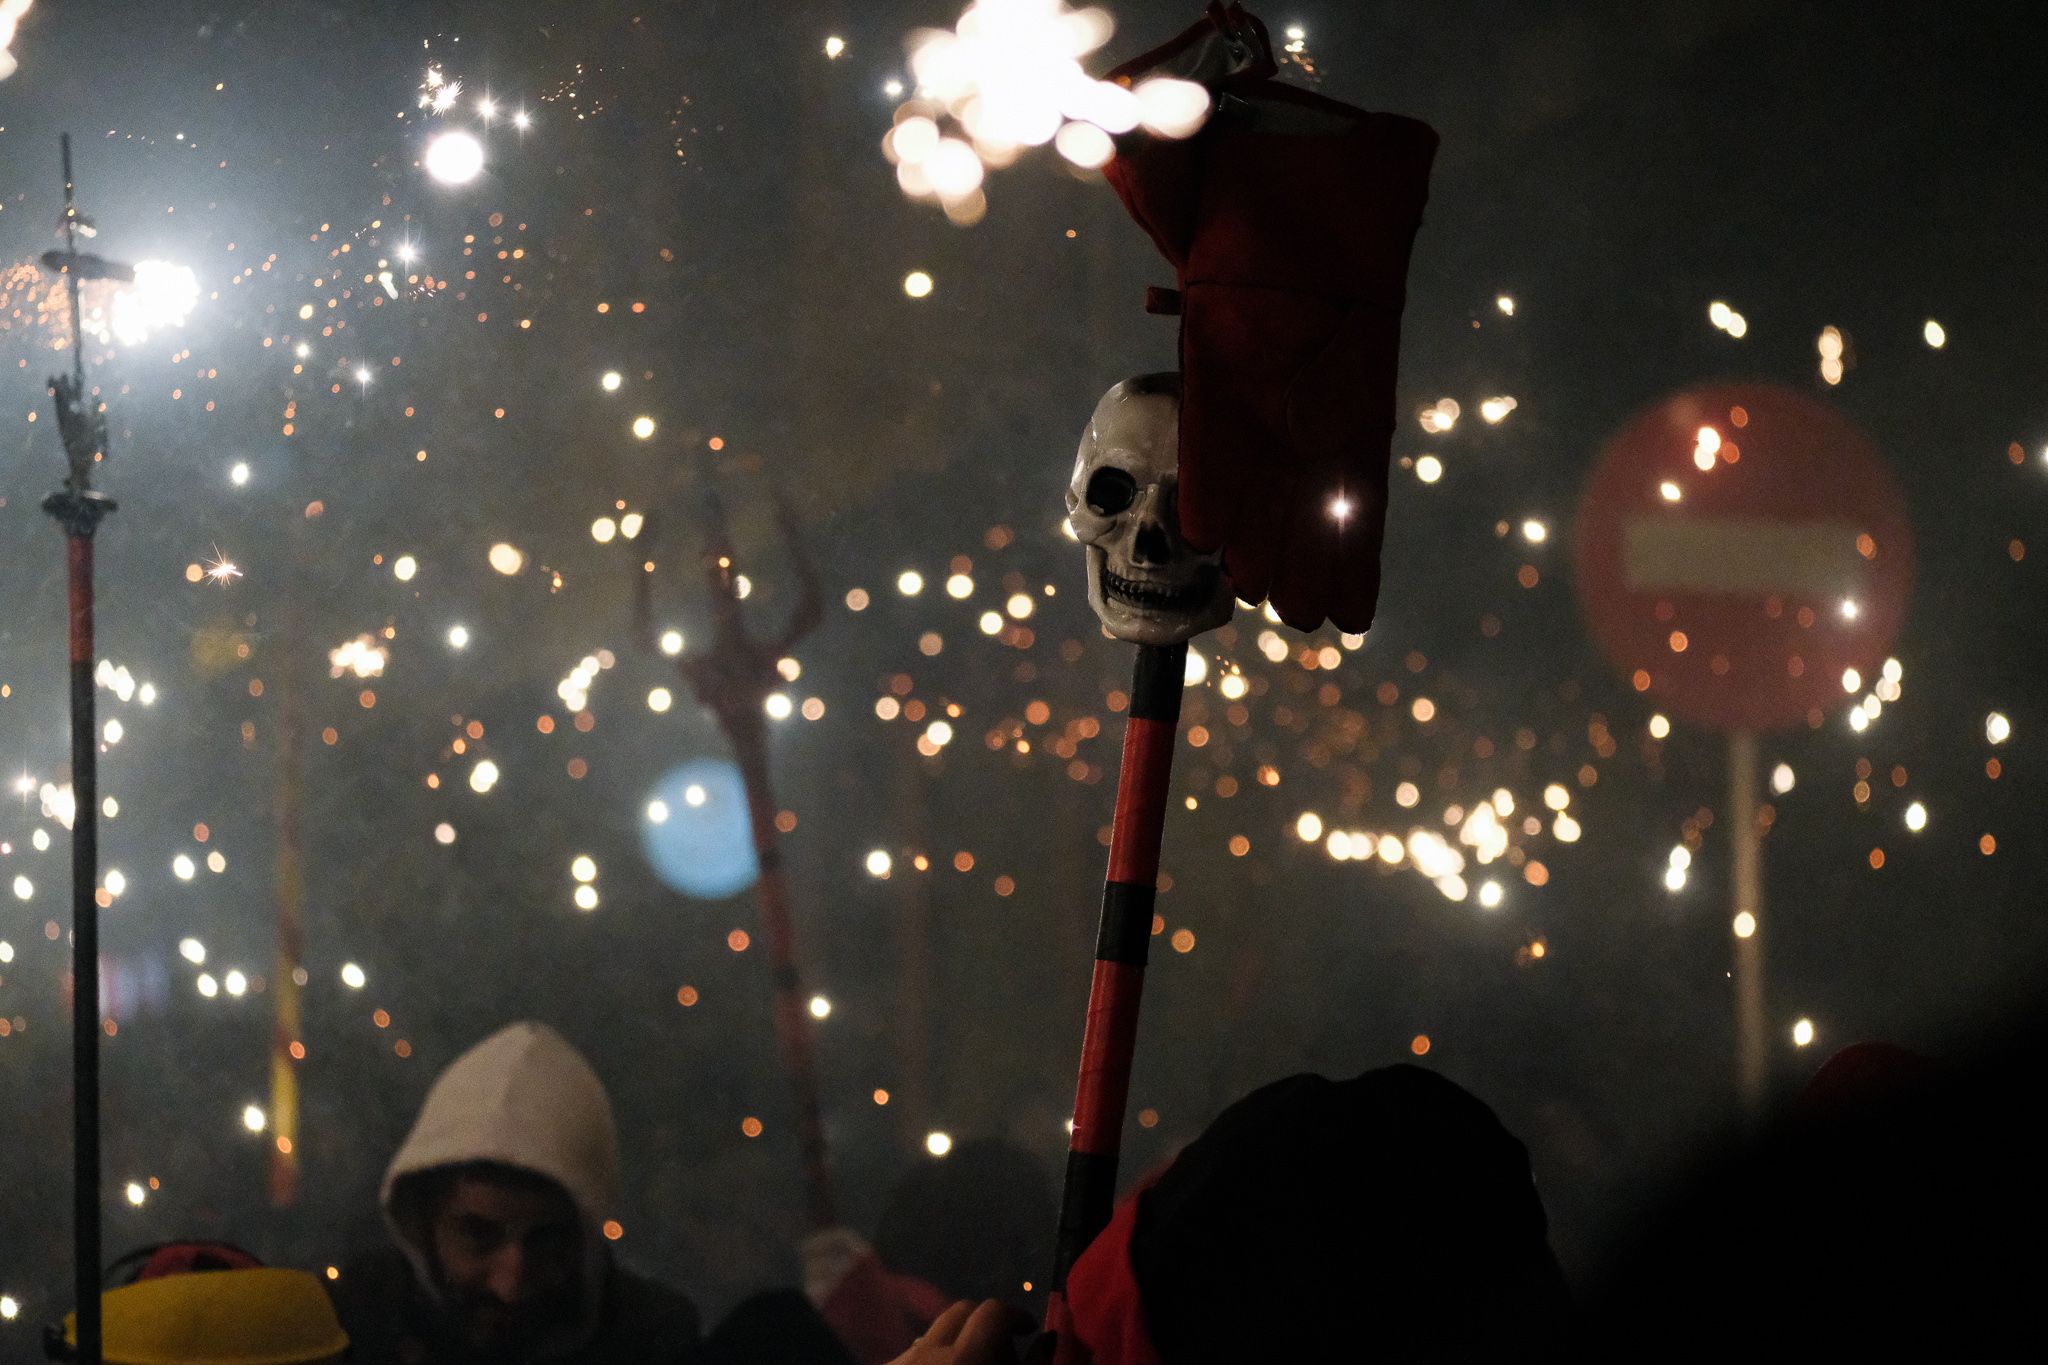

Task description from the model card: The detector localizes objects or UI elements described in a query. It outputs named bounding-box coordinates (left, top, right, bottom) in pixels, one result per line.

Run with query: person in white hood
left=332, top=1021, right=701, bottom=1364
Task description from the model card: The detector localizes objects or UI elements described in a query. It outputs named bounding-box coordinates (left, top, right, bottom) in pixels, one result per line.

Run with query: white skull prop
left=1067, top=375, right=1234, bottom=645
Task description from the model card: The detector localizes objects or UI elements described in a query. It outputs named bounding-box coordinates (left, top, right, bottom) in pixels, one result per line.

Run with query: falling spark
left=1054, top=120, right=1115, bottom=168
left=328, top=636, right=388, bottom=679
left=204, top=547, right=243, bottom=585
left=1818, top=325, right=1845, bottom=385
left=1693, top=425, right=1722, bottom=470
left=1419, top=398, right=1460, bottom=433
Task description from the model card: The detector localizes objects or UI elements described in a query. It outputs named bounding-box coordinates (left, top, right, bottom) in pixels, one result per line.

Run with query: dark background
left=1, top=0, right=2043, bottom=1332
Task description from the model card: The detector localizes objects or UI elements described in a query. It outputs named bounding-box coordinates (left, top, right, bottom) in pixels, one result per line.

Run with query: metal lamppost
left=41, top=132, right=133, bottom=1365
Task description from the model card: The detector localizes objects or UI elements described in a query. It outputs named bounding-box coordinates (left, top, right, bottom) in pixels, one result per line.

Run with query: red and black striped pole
left=1047, top=640, right=1186, bottom=1323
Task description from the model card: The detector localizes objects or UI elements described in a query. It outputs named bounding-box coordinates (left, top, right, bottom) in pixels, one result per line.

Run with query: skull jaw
left=1085, top=545, right=1234, bottom=646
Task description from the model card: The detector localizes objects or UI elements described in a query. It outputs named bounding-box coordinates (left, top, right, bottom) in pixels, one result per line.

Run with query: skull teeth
left=1104, top=568, right=1209, bottom=611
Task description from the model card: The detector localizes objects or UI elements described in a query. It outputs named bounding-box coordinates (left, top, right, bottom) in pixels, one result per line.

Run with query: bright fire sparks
left=887, top=2, right=1211, bottom=222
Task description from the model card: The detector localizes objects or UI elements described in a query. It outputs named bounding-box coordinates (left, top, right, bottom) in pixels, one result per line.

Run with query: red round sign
left=1576, top=383, right=1912, bottom=734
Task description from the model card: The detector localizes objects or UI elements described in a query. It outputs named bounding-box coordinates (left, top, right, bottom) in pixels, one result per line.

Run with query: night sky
left=1, top=0, right=2044, bottom=1329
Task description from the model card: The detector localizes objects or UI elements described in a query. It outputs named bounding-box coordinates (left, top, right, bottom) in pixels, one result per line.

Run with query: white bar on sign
left=1622, top=516, right=1864, bottom=596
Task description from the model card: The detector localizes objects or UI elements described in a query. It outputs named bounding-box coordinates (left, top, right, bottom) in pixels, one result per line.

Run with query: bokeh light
left=640, top=760, right=759, bottom=899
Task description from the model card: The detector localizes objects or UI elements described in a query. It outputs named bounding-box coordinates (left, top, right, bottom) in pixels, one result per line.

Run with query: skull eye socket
left=1085, top=467, right=1138, bottom=516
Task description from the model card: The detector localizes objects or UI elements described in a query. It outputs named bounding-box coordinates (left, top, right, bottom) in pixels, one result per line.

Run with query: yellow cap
left=60, top=1268, right=348, bottom=1365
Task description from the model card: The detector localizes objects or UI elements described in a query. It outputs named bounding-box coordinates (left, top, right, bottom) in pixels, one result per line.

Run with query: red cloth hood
left=1102, top=8, right=1438, bottom=634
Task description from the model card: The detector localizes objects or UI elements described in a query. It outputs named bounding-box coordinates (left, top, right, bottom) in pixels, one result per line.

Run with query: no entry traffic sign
left=1577, top=383, right=1912, bottom=734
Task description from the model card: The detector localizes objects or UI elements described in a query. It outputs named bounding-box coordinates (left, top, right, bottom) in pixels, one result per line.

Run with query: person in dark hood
left=331, top=1021, right=700, bottom=1364
left=898, top=1065, right=1569, bottom=1365
left=1587, top=1036, right=2046, bottom=1357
